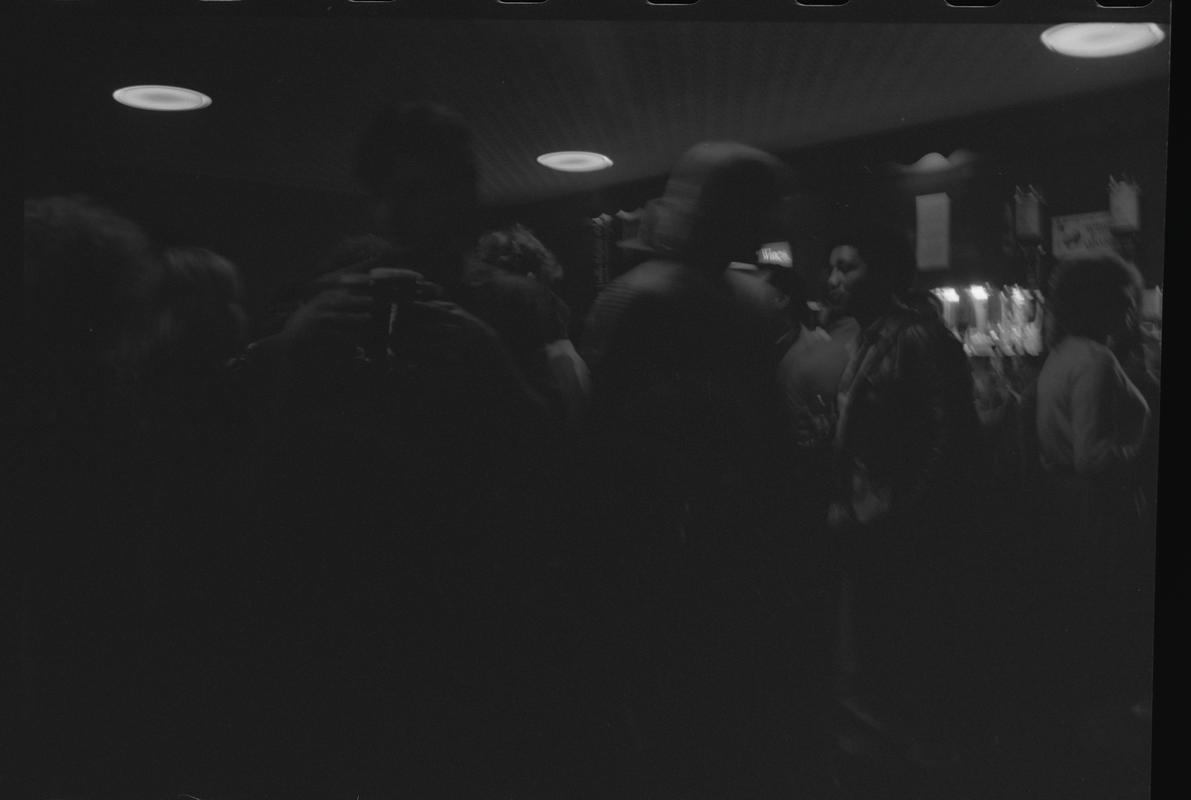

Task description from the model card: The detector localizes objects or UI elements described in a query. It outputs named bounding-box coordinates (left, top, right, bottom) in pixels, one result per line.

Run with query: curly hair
left=149, top=247, right=248, bottom=368
left=475, top=224, right=563, bottom=286
left=23, top=195, right=159, bottom=348
left=1047, top=253, right=1143, bottom=343
left=826, top=222, right=917, bottom=296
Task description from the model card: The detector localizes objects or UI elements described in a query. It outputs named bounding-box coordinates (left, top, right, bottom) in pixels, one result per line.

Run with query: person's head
left=643, top=142, right=793, bottom=274
left=1047, top=253, right=1143, bottom=345
left=150, top=247, right=249, bottom=367
left=825, top=224, right=916, bottom=320
left=353, top=102, right=479, bottom=273
left=475, top=224, right=563, bottom=287
left=23, top=195, right=160, bottom=362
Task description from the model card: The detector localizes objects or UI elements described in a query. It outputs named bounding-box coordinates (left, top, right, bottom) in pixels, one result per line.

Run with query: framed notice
left=1051, top=211, right=1117, bottom=260
left=916, top=192, right=951, bottom=270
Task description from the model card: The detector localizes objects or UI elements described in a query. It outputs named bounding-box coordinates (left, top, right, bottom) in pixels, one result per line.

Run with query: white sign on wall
left=1051, top=211, right=1117, bottom=260
left=915, top=192, right=950, bottom=270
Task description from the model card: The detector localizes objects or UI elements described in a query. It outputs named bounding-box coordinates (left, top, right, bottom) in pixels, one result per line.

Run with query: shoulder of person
left=617, top=259, right=696, bottom=293
left=806, top=326, right=833, bottom=344
left=1062, top=336, right=1119, bottom=370
left=586, top=260, right=692, bottom=324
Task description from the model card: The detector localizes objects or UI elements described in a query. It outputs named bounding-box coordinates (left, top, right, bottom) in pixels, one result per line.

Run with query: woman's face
left=826, top=245, right=873, bottom=316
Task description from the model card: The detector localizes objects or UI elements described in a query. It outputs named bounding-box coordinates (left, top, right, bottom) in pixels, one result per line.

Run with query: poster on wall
left=915, top=192, right=951, bottom=270
left=1051, top=211, right=1117, bottom=260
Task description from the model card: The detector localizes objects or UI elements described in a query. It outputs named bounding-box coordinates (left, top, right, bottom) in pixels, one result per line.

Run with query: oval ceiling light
left=536, top=151, right=613, bottom=173
left=1040, top=23, right=1165, bottom=58
left=113, top=85, right=212, bottom=111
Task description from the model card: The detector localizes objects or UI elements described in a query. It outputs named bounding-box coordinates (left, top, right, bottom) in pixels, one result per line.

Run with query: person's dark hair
left=827, top=222, right=917, bottom=296
left=1047, top=254, right=1143, bottom=344
left=148, top=247, right=248, bottom=368
left=353, top=101, right=478, bottom=203
left=475, top=224, right=563, bottom=286
left=161, top=247, right=244, bottom=307
left=23, top=195, right=160, bottom=354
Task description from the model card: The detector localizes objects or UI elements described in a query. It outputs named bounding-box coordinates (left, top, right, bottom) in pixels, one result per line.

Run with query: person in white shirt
left=1034, top=252, right=1152, bottom=708
left=1036, top=254, right=1150, bottom=577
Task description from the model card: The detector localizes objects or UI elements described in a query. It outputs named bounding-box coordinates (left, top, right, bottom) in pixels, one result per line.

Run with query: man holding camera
left=233, top=103, right=569, bottom=798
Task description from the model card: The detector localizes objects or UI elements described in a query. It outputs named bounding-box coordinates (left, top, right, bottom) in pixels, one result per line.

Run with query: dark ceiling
left=20, top=10, right=1172, bottom=207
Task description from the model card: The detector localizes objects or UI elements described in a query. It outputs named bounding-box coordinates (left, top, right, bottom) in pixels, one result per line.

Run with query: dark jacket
left=835, top=305, right=979, bottom=529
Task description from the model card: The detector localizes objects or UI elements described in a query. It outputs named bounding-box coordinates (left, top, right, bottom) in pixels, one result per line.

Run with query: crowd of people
left=18, top=102, right=1158, bottom=800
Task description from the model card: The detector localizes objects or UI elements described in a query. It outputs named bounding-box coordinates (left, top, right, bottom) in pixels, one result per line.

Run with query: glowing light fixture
left=969, top=285, right=989, bottom=301
left=891, top=149, right=977, bottom=176
left=938, top=288, right=961, bottom=304
left=536, top=151, right=613, bottom=173
left=113, top=85, right=212, bottom=111
left=915, top=152, right=952, bottom=172
left=1041, top=23, right=1165, bottom=58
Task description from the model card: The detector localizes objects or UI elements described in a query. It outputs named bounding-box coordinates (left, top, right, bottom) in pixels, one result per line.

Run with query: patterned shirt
left=834, top=305, right=978, bottom=526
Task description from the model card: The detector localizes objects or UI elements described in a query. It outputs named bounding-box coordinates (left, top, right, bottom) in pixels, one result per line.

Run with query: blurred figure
left=476, top=222, right=564, bottom=287
left=823, top=223, right=982, bottom=798
left=723, top=257, right=798, bottom=342
left=353, top=103, right=481, bottom=284
left=768, top=263, right=853, bottom=646
left=768, top=263, right=852, bottom=461
left=20, top=195, right=160, bottom=386
left=135, top=247, right=253, bottom=611
left=476, top=224, right=591, bottom=426
left=724, top=255, right=845, bottom=502
left=151, top=247, right=249, bottom=369
left=579, top=142, right=811, bottom=798
left=19, top=195, right=164, bottom=796
left=233, top=103, right=570, bottom=799
left=1035, top=254, right=1152, bottom=708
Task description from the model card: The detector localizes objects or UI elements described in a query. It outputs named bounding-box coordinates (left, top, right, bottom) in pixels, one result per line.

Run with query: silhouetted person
left=132, top=247, right=256, bottom=708
left=823, top=223, right=982, bottom=798
left=19, top=195, right=165, bottom=797
left=578, top=142, right=808, bottom=798
left=232, top=103, right=570, bottom=799
left=475, top=224, right=591, bottom=426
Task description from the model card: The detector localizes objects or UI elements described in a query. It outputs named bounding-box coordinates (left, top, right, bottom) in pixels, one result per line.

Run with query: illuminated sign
left=757, top=242, right=792, bottom=268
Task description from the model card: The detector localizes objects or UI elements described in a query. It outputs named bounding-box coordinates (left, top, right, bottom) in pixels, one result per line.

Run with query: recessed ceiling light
left=113, top=85, right=212, bottom=111
left=1040, top=23, right=1165, bottom=58
left=536, top=151, right=613, bottom=173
